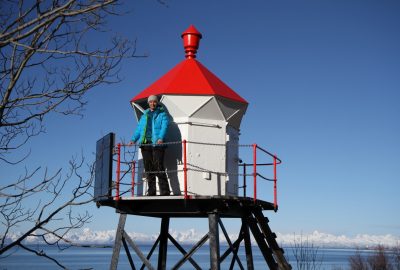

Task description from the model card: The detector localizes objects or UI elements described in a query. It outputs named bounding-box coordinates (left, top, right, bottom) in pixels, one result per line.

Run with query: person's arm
left=132, top=114, right=146, bottom=143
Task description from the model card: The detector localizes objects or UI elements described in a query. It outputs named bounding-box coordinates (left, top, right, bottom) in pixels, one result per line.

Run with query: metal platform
left=104, top=197, right=291, bottom=270
left=96, top=196, right=276, bottom=218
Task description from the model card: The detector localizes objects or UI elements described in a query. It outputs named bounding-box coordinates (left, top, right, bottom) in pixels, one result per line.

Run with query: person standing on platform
left=131, top=95, right=170, bottom=196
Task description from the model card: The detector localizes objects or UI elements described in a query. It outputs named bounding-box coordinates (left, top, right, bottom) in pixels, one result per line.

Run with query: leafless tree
left=290, top=234, right=324, bottom=270
left=349, top=248, right=369, bottom=270
left=349, top=244, right=400, bottom=270
left=0, top=156, right=95, bottom=268
left=0, top=0, right=141, bottom=268
left=367, top=245, right=392, bottom=270
left=0, top=0, right=137, bottom=164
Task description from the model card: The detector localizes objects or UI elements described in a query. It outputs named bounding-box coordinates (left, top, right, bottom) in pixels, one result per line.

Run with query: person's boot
left=159, top=179, right=170, bottom=196
left=147, top=190, right=156, bottom=196
left=147, top=178, right=156, bottom=196
left=160, top=190, right=170, bottom=196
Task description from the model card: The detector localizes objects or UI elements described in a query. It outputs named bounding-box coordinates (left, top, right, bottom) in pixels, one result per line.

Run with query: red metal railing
left=112, top=140, right=281, bottom=210
left=115, top=143, right=121, bottom=200
left=239, top=144, right=281, bottom=210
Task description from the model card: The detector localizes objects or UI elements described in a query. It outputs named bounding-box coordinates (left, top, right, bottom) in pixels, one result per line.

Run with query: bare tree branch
left=0, top=0, right=145, bottom=268
left=0, top=0, right=140, bottom=163
left=0, top=155, right=95, bottom=262
left=290, top=233, right=324, bottom=270
left=19, top=243, right=67, bottom=269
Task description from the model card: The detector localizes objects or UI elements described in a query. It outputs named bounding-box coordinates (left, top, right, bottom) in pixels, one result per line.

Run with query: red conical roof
left=131, top=58, right=247, bottom=104
left=131, top=25, right=247, bottom=104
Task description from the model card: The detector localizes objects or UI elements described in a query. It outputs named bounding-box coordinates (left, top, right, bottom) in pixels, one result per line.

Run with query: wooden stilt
left=209, top=212, right=220, bottom=270
left=242, top=217, right=255, bottom=270
left=158, top=217, right=169, bottom=270
left=110, top=214, right=127, bottom=270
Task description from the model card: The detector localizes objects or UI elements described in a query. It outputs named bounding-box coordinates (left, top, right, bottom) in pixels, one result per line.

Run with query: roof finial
left=181, top=25, right=202, bottom=59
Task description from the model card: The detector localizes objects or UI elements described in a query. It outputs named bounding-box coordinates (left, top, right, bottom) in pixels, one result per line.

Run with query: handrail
left=256, top=145, right=282, bottom=164
left=239, top=162, right=276, bottom=167
left=229, top=144, right=281, bottom=210
left=112, top=140, right=281, bottom=210
left=247, top=144, right=280, bottom=210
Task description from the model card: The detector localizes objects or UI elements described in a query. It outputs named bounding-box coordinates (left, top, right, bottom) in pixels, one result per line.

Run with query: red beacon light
left=181, top=25, right=202, bottom=59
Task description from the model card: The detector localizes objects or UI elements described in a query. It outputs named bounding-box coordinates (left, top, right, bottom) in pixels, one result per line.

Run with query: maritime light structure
left=131, top=25, right=248, bottom=196
left=94, top=25, right=291, bottom=270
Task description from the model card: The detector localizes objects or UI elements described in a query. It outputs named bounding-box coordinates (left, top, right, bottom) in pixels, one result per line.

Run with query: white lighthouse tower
left=95, top=25, right=291, bottom=270
left=131, top=25, right=248, bottom=197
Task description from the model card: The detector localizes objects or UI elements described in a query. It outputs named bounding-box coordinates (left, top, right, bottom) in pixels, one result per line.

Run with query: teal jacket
left=132, top=106, right=169, bottom=144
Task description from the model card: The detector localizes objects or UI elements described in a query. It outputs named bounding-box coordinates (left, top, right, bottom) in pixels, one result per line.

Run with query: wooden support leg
left=158, top=217, right=170, bottom=270
left=242, top=217, right=254, bottom=270
left=208, top=212, right=220, bottom=270
left=110, top=214, right=127, bottom=270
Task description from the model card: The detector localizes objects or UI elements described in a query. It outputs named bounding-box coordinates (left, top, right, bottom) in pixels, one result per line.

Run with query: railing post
left=273, top=155, right=278, bottom=211
left=131, top=161, right=136, bottom=197
left=243, top=163, right=247, bottom=197
left=115, top=143, right=121, bottom=200
left=253, top=144, right=257, bottom=202
left=183, top=140, right=188, bottom=199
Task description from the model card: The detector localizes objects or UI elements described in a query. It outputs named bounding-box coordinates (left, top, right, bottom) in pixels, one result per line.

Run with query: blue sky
left=3, top=0, right=399, bottom=244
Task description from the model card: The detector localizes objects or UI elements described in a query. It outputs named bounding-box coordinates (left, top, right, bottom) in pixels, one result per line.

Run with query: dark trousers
left=141, top=144, right=170, bottom=196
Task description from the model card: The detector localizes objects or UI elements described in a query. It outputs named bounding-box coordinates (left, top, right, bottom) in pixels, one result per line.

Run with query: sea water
left=0, top=245, right=371, bottom=269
